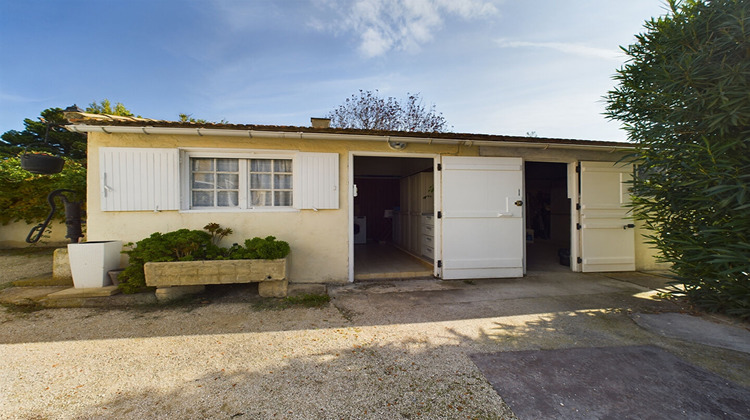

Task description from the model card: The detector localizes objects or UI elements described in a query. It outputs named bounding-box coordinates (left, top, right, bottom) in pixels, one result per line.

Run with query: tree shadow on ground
left=0, top=275, right=688, bottom=345
left=6, top=307, right=749, bottom=419
left=7, top=338, right=515, bottom=420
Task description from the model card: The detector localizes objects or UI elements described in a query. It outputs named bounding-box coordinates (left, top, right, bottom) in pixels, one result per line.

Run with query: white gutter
left=65, top=124, right=634, bottom=152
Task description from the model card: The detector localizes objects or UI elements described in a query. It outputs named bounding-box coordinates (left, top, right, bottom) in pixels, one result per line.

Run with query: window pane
left=251, top=159, right=272, bottom=172
left=192, top=158, right=213, bottom=172
left=192, top=191, right=213, bottom=207
left=251, top=173, right=272, bottom=189
left=275, top=191, right=292, bottom=206
left=217, top=174, right=239, bottom=189
left=217, top=159, right=238, bottom=172
left=251, top=191, right=272, bottom=206
left=274, top=174, right=292, bottom=189
left=192, top=173, right=214, bottom=189
left=217, top=191, right=239, bottom=207
left=274, top=159, right=292, bottom=172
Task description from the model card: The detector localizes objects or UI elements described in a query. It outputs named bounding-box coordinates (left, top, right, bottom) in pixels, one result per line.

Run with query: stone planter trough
left=144, top=258, right=289, bottom=299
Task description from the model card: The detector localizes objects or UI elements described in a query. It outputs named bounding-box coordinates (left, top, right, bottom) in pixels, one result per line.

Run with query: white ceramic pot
left=68, top=241, right=122, bottom=288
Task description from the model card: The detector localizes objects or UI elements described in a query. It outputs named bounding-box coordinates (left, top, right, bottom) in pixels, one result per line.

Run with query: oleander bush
left=606, top=0, right=750, bottom=318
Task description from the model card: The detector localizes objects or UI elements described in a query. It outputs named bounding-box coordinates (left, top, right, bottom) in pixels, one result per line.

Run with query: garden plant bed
left=144, top=258, right=289, bottom=298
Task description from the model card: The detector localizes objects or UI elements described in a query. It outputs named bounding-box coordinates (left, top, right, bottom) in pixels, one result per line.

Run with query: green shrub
left=117, top=225, right=290, bottom=294
left=605, top=0, right=750, bottom=319
left=0, top=156, right=86, bottom=225
left=228, top=236, right=291, bottom=260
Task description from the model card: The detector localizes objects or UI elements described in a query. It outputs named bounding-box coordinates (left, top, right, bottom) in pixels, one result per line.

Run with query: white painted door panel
left=441, top=156, right=524, bottom=279
left=579, top=161, right=636, bottom=272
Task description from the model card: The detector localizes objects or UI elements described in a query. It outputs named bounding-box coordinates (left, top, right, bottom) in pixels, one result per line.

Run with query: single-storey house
left=64, top=111, right=667, bottom=285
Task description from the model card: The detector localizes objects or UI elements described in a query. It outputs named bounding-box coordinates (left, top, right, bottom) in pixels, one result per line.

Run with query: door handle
left=623, top=223, right=635, bottom=229
left=514, top=200, right=523, bottom=207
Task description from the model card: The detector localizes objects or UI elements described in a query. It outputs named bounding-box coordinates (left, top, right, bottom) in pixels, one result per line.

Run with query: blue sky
left=0, top=0, right=668, bottom=141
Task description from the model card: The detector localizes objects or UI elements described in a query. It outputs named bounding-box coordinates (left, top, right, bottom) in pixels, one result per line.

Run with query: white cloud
left=495, top=39, right=624, bottom=62
left=314, top=0, right=501, bottom=57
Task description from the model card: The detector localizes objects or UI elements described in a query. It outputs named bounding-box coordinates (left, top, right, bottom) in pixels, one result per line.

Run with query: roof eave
left=66, top=123, right=634, bottom=152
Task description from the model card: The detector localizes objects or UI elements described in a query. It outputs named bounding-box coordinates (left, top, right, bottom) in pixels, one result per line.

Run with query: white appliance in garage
left=354, top=216, right=367, bottom=244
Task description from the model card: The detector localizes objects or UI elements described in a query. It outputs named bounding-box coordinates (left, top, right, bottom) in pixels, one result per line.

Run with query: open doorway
left=525, top=162, right=571, bottom=271
left=353, top=155, right=435, bottom=281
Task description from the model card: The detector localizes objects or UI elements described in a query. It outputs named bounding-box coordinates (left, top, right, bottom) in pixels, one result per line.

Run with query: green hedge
left=0, top=156, right=86, bottom=225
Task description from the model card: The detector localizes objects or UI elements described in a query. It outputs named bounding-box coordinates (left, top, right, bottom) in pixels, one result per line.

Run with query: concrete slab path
left=471, top=345, right=750, bottom=419
left=632, top=312, right=750, bottom=354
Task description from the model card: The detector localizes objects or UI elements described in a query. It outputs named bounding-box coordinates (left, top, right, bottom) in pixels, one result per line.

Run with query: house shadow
left=0, top=274, right=686, bottom=346
left=16, top=338, right=516, bottom=419
left=10, top=307, right=750, bottom=419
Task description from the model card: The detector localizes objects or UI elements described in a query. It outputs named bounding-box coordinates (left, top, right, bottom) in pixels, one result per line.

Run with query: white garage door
left=579, top=161, right=636, bottom=272
left=440, top=157, right=524, bottom=279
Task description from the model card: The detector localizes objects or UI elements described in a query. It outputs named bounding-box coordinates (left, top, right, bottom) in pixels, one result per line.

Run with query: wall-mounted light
left=388, top=140, right=407, bottom=150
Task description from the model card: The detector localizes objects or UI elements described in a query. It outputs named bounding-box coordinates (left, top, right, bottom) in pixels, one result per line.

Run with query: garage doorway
left=352, top=155, right=435, bottom=281
left=524, top=162, right=571, bottom=271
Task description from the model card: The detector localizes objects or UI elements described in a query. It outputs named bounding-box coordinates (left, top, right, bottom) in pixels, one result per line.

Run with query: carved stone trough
left=144, top=258, right=289, bottom=301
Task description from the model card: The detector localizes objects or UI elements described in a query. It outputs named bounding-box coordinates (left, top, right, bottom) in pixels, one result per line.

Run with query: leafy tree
left=0, top=156, right=86, bottom=225
left=0, top=100, right=134, bottom=228
left=0, top=108, right=88, bottom=159
left=86, top=99, right=135, bottom=117
left=327, top=90, right=450, bottom=132
left=178, top=113, right=208, bottom=124
left=605, top=0, right=750, bottom=318
left=0, top=100, right=135, bottom=159
left=178, top=113, right=229, bottom=124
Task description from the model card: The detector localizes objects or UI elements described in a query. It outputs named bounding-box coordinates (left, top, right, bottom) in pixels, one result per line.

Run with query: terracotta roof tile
left=64, top=111, right=632, bottom=148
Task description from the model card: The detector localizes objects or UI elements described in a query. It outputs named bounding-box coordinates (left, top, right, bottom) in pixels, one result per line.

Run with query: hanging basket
left=20, top=153, right=65, bottom=175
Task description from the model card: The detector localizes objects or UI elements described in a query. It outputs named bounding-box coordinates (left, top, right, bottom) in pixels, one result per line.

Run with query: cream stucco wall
left=634, top=220, right=672, bottom=271
left=86, top=132, right=478, bottom=284
left=0, top=221, right=70, bottom=248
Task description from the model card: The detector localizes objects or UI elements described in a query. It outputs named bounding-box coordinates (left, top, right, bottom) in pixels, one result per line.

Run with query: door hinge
left=577, top=257, right=583, bottom=264
left=575, top=164, right=580, bottom=173
left=576, top=203, right=581, bottom=210
left=437, top=211, right=442, bottom=219
left=576, top=223, right=582, bottom=230
left=437, top=163, right=442, bottom=171
left=437, top=260, right=442, bottom=268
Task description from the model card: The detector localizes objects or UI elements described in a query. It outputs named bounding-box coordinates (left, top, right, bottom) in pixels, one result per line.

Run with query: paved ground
left=1, top=259, right=749, bottom=419
left=471, top=345, right=750, bottom=419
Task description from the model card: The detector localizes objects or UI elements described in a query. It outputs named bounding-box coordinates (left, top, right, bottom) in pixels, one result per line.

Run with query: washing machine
left=354, top=216, right=367, bottom=244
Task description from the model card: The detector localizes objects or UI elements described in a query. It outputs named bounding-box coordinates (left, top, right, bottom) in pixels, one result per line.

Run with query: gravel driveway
left=0, top=248, right=55, bottom=285
left=2, top=261, right=748, bottom=419
left=2, top=300, right=513, bottom=419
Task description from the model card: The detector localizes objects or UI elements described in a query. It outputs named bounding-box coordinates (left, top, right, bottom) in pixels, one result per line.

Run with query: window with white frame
left=249, top=159, right=293, bottom=207
left=99, top=147, right=338, bottom=212
left=189, top=157, right=293, bottom=209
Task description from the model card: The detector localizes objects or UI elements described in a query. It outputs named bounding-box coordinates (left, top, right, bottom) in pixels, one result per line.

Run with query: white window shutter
left=294, top=152, right=339, bottom=209
left=99, top=147, right=180, bottom=211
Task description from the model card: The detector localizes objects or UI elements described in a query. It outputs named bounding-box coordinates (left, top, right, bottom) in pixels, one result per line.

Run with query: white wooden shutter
left=294, top=152, right=339, bottom=209
left=99, top=147, right=180, bottom=211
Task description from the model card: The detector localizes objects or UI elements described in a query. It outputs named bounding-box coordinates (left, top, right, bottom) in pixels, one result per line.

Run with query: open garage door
left=578, top=161, right=636, bottom=272
left=440, top=157, right=524, bottom=279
